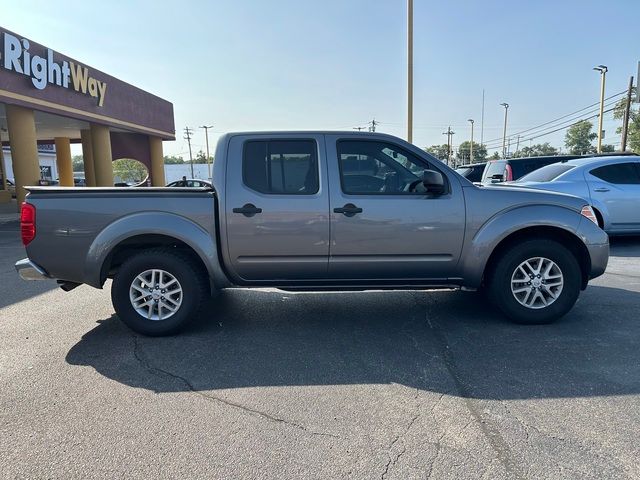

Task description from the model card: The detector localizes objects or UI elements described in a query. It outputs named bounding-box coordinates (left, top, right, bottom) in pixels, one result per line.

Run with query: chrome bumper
left=15, top=258, right=50, bottom=281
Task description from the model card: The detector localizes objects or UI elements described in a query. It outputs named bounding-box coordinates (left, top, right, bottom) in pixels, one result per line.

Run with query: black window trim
left=336, top=138, right=450, bottom=196
left=242, top=138, right=320, bottom=195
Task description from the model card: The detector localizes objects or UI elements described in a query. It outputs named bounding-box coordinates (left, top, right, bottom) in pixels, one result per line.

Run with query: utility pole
left=200, top=125, right=213, bottom=180
left=621, top=76, right=634, bottom=152
left=515, top=135, right=521, bottom=156
left=468, top=119, right=474, bottom=163
left=500, top=103, right=509, bottom=158
left=368, top=119, right=378, bottom=132
left=184, top=127, right=195, bottom=178
left=593, top=65, right=608, bottom=153
left=407, top=0, right=413, bottom=143
left=480, top=89, right=485, bottom=146
left=443, top=126, right=455, bottom=166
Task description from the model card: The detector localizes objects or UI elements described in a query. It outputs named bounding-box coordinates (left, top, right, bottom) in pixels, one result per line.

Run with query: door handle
left=232, top=203, right=263, bottom=217
left=333, top=203, right=363, bottom=217
left=593, top=187, right=610, bottom=192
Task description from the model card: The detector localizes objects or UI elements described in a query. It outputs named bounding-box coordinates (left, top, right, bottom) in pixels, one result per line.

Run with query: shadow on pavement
left=66, top=285, right=640, bottom=400
left=609, top=236, right=640, bottom=257
left=0, top=224, right=59, bottom=309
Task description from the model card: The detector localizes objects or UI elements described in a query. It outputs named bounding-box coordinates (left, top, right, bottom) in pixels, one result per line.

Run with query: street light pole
left=593, top=65, right=608, bottom=153
left=407, top=0, right=413, bottom=143
left=200, top=125, right=213, bottom=180
left=468, top=119, right=474, bottom=163
left=500, top=103, right=509, bottom=158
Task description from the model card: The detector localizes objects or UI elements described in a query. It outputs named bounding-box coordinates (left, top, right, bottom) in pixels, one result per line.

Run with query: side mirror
left=422, top=169, right=446, bottom=195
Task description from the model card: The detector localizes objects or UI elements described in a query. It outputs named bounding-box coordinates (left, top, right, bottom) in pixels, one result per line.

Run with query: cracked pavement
left=2, top=223, right=640, bottom=479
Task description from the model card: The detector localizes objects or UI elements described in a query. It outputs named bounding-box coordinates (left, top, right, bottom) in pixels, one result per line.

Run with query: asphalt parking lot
left=1, top=219, right=639, bottom=479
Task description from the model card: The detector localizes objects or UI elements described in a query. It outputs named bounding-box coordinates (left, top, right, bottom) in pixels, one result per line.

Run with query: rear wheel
left=111, top=248, right=207, bottom=336
left=488, top=240, right=581, bottom=325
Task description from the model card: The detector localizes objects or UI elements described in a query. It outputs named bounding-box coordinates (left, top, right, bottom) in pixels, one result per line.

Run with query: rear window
left=518, top=163, right=576, bottom=182
left=482, top=161, right=506, bottom=181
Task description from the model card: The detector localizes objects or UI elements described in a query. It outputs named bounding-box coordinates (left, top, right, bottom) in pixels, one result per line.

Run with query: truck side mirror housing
left=422, top=170, right=446, bottom=195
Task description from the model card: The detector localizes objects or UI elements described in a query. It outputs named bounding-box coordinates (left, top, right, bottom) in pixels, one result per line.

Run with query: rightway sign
left=1, top=31, right=107, bottom=106
left=0, top=26, right=175, bottom=140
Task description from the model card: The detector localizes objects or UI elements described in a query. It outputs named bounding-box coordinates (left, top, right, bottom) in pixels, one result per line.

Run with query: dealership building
left=0, top=26, right=175, bottom=206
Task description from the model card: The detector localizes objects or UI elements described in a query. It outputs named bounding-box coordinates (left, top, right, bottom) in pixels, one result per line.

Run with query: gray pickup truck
left=16, top=131, right=609, bottom=335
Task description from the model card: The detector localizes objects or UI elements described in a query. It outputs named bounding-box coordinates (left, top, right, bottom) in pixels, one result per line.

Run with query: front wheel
left=488, top=240, right=582, bottom=325
left=111, top=248, right=207, bottom=336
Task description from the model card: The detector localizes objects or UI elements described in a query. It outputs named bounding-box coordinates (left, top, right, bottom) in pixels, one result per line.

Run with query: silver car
left=514, top=156, right=640, bottom=235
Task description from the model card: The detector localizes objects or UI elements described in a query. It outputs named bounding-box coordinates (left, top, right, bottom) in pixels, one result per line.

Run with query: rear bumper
left=15, top=258, right=50, bottom=281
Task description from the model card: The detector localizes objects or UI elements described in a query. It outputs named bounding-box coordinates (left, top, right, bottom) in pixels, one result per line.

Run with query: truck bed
left=24, top=187, right=218, bottom=287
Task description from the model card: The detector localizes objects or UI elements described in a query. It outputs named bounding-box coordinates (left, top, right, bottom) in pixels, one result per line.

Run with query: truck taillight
left=505, top=164, right=513, bottom=182
left=20, top=202, right=36, bottom=246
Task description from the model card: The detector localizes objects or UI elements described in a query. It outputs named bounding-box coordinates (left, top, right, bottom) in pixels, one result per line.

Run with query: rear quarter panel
left=25, top=189, right=217, bottom=287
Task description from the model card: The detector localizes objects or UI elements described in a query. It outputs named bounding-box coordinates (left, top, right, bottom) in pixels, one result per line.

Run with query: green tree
left=456, top=141, right=487, bottom=163
left=424, top=144, right=450, bottom=161
left=112, top=158, right=148, bottom=183
left=600, top=144, right=615, bottom=153
left=193, top=150, right=214, bottom=164
left=613, top=87, right=640, bottom=153
left=489, top=151, right=501, bottom=160
left=72, top=155, right=84, bottom=172
left=513, top=142, right=559, bottom=157
left=565, top=120, right=597, bottom=155
left=163, top=155, right=185, bottom=164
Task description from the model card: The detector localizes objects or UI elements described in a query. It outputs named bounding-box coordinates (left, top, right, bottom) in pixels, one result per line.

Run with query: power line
left=485, top=106, right=618, bottom=150
left=481, top=90, right=626, bottom=146
left=482, top=99, right=621, bottom=150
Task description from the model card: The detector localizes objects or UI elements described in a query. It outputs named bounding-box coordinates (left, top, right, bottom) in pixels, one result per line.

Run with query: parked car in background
left=74, top=177, right=86, bottom=187
left=455, top=162, right=487, bottom=183
left=166, top=178, right=212, bottom=188
left=481, top=155, right=582, bottom=184
left=513, top=155, right=640, bottom=235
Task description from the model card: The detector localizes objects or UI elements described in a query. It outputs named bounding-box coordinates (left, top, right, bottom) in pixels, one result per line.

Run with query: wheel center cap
left=151, top=291, right=161, bottom=300
left=532, top=278, right=542, bottom=288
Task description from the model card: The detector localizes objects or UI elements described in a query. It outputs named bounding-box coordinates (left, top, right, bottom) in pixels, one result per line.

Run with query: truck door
left=224, top=134, right=330, bottom=282
left=325, top=135, right=465, bottom=280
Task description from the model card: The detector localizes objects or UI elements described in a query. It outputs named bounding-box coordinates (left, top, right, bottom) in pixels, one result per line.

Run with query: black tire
left=111, top=248, right=207, bottom=336
left=487, top=239, right=582, bottom=325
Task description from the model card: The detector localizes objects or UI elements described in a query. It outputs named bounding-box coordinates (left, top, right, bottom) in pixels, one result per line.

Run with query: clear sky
left=3, top=0, right=638, bottom=157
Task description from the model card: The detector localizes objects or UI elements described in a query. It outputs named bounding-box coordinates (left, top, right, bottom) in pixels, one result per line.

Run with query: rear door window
left=243, top=140, right=319, bottom=194
left=590, top=163, right=640, bottom=184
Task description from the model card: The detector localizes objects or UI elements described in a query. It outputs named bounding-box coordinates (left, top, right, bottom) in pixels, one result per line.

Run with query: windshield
left=518, top=163, right=576, bottom=182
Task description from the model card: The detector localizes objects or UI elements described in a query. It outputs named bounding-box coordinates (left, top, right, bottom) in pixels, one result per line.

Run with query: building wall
left=2, top=147, right=58, bottom=181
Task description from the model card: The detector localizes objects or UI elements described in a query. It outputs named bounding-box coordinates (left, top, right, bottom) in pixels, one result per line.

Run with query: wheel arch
left=482, top=226, right=591, bottom=290
left=83, top=212, right=228, bottom=291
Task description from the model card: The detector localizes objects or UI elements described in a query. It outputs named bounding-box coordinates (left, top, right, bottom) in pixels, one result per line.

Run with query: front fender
left=460, top=205, right=584, bottom=288
left=83, top=212, right=226, bottom=289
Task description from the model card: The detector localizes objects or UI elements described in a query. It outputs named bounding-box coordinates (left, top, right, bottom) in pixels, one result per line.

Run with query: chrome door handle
left=594, top=187, right=610, bottom=192
left=232, top=203, right=262, bottom=217
left=333, top=203, right=363, bottom=217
